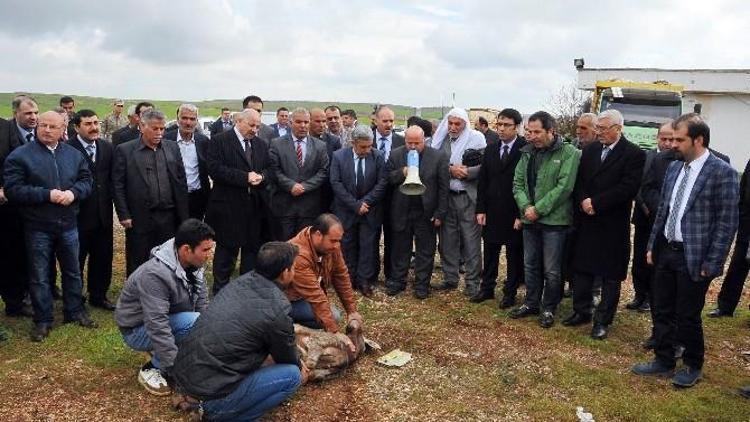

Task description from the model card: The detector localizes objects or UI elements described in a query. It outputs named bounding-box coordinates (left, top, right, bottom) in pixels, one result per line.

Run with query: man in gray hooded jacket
left=115, top=218, right=215, bottom=396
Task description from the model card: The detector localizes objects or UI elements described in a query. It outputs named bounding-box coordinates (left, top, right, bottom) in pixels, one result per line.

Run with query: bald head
left=36, top=111, right=65, bottom=146
left=405, top=125, right=425, bottom=153
left=375, top=106, right=395, bottom=136
left=657, top=121, right=674, bottom=152
left=310, top=108, right=327, bottom=137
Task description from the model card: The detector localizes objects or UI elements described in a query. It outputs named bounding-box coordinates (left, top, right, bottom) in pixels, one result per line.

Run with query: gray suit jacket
left=258, top=123, right=276, bottom=145
left=269, top=134, right=329, bottom=218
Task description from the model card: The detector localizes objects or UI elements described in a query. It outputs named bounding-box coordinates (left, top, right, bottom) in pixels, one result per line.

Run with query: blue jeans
left=25, top=227, right=85, bottom=324
left=522, top=224, right=567, bottom=313
left=289, top=299, right=341, bottom=330
left=121, top=312, right=199, bottom=369
left=201, top=364, right=301, bottom=422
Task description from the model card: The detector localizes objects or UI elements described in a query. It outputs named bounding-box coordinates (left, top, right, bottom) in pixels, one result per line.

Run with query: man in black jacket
left=69, top=109, right=116, bottom=310
left=173, top=241, right=307, bottom=421
left=4, top=111, right=95, bottom=342
left=112, top=109, right=189, bottom=276
left=111, top=101, right=153, bottom=146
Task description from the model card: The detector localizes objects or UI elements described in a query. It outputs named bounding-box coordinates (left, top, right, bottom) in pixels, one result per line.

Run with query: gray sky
left=1, top=0, right=749, bottom=113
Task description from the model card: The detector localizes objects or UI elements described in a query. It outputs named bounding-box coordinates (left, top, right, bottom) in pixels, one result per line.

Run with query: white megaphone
left=399, top=150, right=426, bottom=196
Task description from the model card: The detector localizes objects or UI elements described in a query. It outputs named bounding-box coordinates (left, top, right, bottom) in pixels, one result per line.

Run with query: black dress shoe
left=509, top=304, right=539, bottom=319
left=64, top=313, right=98, bottom=328
left=433, top=281, right=458, bottom=291
left=469, top=290, right=494, bottom=303
left=5, top=305, right=34, bottom=318
left=539, top=311, right=555, bottom=329
left=637, top=301, right=651, bottom=312
left=625, top=296, right=645, bottom=310
left=499, top=295, right=516, bottom=309
left=414, top=290, right=429, bottom=300
left=90, top=299, right=117, bottom=311
left=591, top=324, right=608, bottom=340
left=642, top=336, right=656, bottom=350
left=30, top=323, right=51, bottom=342
left=738, top=385, right=750, bottom=399
left=707, top=308, right=733, bottom=318
left=562, top=313, right=592, bottom=327
left=386, top=285, right=405, bottom=296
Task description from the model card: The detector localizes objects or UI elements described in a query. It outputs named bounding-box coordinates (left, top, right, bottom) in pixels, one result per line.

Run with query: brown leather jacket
left=285, top=227, right=357, bottom=332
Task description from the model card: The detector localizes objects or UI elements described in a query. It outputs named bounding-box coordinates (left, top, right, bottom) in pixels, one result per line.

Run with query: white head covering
left=430, top=107, right=487, bottom=166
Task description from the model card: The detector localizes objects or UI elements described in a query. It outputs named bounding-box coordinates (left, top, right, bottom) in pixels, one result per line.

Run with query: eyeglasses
left=496, top=122, right=516, bottom=128
left=595, top=124, right=618, bottom=132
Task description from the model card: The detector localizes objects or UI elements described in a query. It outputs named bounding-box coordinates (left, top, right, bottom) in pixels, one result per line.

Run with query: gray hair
left=127, top=104, right=137, bottom=116
left=351, top=125, right=374, bottom=142
left=291, top=107, right=310, bottom=119
left=178, top=103, right=198, bottom=115
left=234, top=109, right=259, bottom=123
left=578, top=112, right=598, bottom=125
left=11, top=94, right=36, bottom=112
left=597, top=109, right=624, bottom=126
left=140, top=109, right=166, bottom=125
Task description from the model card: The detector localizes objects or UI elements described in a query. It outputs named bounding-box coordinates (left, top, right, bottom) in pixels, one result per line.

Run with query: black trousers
left=573, top=272, right=622, bottom=325
left=187, top=189, right=209, bottom=221
left=341, top=218, right=378, bottom=288
left=0, top=206, right=28, bottom=313
left=631, top=221, right=653, bottom=300
left=478, top=232, right=524, bottom=297
left=387, top=213, right=436, bottom=293
left=716, top=237, right=749, bottom=313
left=212, top=242, right=257, bottom=293
left=78, top=225, right=114, bottom=303
left=652, top=240, right=711, bottom=369
left=279, top=216, right=315, bottom=241
left=125, top=210, right=178, bottom=276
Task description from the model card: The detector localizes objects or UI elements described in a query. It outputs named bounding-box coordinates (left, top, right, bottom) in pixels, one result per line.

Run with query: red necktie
left=296, top=140, right=303, bottom=167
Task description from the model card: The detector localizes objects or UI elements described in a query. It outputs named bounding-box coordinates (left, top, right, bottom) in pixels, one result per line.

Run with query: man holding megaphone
left=385, top=125, right=449, bottom=299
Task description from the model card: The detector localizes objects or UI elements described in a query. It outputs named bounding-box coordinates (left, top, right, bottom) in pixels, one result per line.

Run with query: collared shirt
left=375, top=130, right=393, bottom=161
left=278, top=125, right=288, bottom=137
left=665, top=149, right=710, bottom=242
left=293, top=135, right=308, bottom=165
left=137, top=141, right=175, bottom=209
left=77, top=135, right=96, bottom=162
left=234, top=127, right=249, bottom=152
left=17, top=124, right=34, bottom=144
left=177, top=132, right=201, bottom=192
left=222, top=119, right=233, bottom=131
left=353, top=150, right=366, bottom=184
left=500, top=136, right=517, bottom=154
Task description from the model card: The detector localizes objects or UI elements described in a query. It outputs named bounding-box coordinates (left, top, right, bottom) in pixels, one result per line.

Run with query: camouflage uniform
left=102, top=113, right=128, bottom=140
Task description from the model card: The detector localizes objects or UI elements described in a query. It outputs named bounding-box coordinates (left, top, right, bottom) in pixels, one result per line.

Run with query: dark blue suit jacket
left=330, top=147, right=387, bottom=229
left=648, top=153, right=739, bottom=281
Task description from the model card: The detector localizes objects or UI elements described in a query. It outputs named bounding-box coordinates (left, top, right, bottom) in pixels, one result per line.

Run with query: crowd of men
left=1, top=92, right=749, bottom=419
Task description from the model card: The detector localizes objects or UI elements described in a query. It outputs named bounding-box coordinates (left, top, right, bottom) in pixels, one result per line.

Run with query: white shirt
left=177, top=132, right=201, bottom=192
left=278, top=125, right=288, bottom=137
left=375, top=131, right=393, bottom=161
left=234, top=127, right=249, bottom=151
left=665, top=149, right=710, bottom=242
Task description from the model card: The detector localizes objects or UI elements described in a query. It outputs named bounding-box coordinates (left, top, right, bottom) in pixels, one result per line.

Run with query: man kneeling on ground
left=173, top=241, right=309, bottom=421
left=115, top=218, right=215, bottom=396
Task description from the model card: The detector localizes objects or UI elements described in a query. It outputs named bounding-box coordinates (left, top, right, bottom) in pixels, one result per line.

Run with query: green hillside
left=0, top=92, right=445, bottom=125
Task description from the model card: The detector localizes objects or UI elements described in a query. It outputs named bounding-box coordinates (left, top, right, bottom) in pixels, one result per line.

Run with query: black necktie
left=25, top=132, right=33, bottom=144
left=501, top=144, right=509, bottom=162
left=243, top=138, right=252, bottom=166
left=356, top=157, right=365, bottom=198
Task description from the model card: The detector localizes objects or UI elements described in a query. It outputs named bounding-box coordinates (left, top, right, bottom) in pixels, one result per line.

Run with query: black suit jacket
left=269, top=134, right=330, bottom=218
left=205, top=130, right=270, bottom=249
left=270, top=123, right=290, bottom=139
left=387, top=146, right=449, bottom=232
left=69, top=137, right=114, bottom=231
left=112, top=125, right=140, bottom=147
left=163, top=130, right=211, bottom=197
left=210, top=118, right=232, bottom=137
left=573, top=137, right=646, bottom=280
left=0, top=118, right=29, bottom=186
left=476, top=137, right=527, bottom=242
left=330, top=147, right=388, bottom=229
left=112, top=138, right=189, bottom=231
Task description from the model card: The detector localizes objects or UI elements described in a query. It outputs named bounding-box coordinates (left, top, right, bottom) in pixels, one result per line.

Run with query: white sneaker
left=138, top=367, right=171, bottom=396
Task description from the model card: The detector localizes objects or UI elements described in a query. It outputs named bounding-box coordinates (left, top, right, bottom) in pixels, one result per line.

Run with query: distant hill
left=0, top=92, right=446, bottom=125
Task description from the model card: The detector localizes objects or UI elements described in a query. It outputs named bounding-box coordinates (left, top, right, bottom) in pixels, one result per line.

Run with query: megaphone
left=399, top=150, right=426, bottom=196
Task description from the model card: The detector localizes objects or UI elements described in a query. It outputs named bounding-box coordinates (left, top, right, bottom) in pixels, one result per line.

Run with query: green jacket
left=513, top=137, right=581, bottom=226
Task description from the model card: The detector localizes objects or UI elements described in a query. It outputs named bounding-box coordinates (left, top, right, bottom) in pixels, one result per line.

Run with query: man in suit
left=475, top=116, right=500, bottom=144
left=209, top=107, right=233, bottom=138
left=112, top=101, right=154, bottom=146
left=310, top=108, right=341, bottom=212
left=632, top=114, right=739, bottom=388
left=113, top=109, right=189, bottom=276
left=0, top=95, right=37, bottom=318
left=205, top=109, right=271, bottom=293
left=270, top=107, right=290, bottom=139
left=385, top=125, right=449, bottom=299
left=431, top=108, right=486, bottom=297
left=269, top=108, right=330, bottom=240
left=4, top=111, right=96, bottom=341
left=60, top=96, right=77, bottom=141
left=372, top=106, right=405, bottom=283
left=163, top=104, right=211, bottom=221
left=330, top=125, right=388, bottom=297
left=69, top=110, right=116, bottom=311
left=567, top=109, right=646, bottom=340
left=325, top=105, right=349, bottom=147
left=473, top=108, right=527, bottom=307
left=242, top=95, right=276, bottom=143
